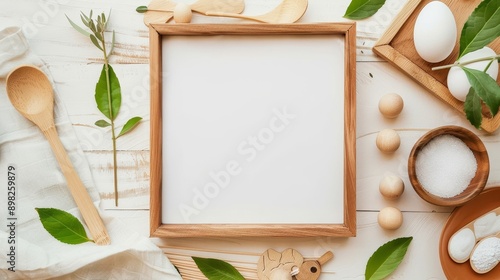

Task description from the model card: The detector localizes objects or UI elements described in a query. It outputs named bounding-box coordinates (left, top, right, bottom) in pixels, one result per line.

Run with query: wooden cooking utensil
left=6, top=65, right=110, bottom=245
left=257, top=249, right=333, bottom=280
left=205, top=0, right=308, bottom=23
left=143, top=0, right=245, bottom=26
left=470, top=231, right=500, bottom=274
left=295, top=251, right=334, bottom=280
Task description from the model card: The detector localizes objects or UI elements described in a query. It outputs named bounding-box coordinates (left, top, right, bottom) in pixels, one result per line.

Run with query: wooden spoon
left=205, top=0, right=308, bottom=23
left=6, top=65, right=110, bottom=246
left=470, top=233, right=500, bottom=274
left=144, top=0, right=245, bottom=26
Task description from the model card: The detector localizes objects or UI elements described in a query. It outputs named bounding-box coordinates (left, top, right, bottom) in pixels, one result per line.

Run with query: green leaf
left=89, top=19, right=97, bottom=33
left=66, top=15, right=91, bottom=37
left=464, top=88, right=483, bottom=129
left=365, top=237, right=413, bottom=280
left=463, top=67, right=500, bottom=116
left=90, top=34, right=103, bottom=50
left=459, top=0, right=500, bottom=58
left=136, top=6, right=149, bottom=13
left=96, top=23, right=103, bottom=35
left=80, top=14, right=89, bottom=27
left=81, top=11, right=90, bottom=22
left=95, top=31, right=103, bottom=43
left=192, top=257, right=245, bottom=280
left=104, top=10, right=112, bottom=29
left=35, top=208, right=92, bottom=245
left=95, top=119, right=111, bottom=127
left=343, top=0, right=386, bottom=20
left=95, top=64, right=121, bottom=120
left=118, top=117, right=142, bottom=138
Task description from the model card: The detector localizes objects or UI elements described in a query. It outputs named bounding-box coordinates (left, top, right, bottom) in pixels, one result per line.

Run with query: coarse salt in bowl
left=408, top=126, right=489, bottom=207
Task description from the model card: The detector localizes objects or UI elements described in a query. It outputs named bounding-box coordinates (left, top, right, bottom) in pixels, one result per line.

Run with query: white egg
left=414, top=1, right=457, bottom=63
left=447, top=47, right=499, bottom=101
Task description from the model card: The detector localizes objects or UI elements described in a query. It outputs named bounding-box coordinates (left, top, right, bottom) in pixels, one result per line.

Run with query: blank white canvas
left=161, top=34, right=346, bottom=224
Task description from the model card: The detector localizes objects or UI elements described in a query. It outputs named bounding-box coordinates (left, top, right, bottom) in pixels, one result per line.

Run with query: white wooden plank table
left=3, top=0, right=500, bottom=279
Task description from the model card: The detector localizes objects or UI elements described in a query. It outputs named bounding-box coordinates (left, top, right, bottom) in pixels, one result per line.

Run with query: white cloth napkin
left=0, top=26, right=181, bottom=280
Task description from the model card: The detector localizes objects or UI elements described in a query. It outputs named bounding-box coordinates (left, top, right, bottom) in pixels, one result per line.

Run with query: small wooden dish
left=408, top=126, right=489, bottom=207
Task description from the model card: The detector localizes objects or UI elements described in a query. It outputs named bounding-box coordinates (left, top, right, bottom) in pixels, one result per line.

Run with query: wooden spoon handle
left=317, top=251, right=334, bottom=265
left=43, top=126, right=110, bottom=245
left=204, top=11, right=266, bottom=23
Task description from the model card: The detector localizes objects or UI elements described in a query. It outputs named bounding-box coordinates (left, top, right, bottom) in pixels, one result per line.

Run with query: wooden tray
left=373, top=0, right=500, bottom=133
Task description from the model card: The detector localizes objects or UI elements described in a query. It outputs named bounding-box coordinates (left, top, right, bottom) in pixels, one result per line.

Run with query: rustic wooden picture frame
left=373, top=0, right=500, bottom=133
left=149, top=23, right=356, bottom=238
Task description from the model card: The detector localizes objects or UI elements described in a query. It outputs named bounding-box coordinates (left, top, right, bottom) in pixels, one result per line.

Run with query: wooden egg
left=378, top=207, right=403, bottom=230
left=376, top=129, right=400, bottom=153
left=379, top=175, right=405, bottom=199
left=379, top=93, right=404, bottom=118
left=173, top=3, right=192, bottom=23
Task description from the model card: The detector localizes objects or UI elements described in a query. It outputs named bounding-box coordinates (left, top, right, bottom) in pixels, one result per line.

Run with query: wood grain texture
left=256, top=248, right=303, bottom=280
left=373, top=0, right=500, bottom=133
left=143, top=0, right=246, bottom=26
left=447, top=204, right=500, bottom=263
left=344, top=22, right=357, bottom=237
left=155, top=212, right=451, bottom=279
left=0, top=0, right=404, bottom=63
left=204, top=0, right=307, bottom=23
left=152, top=224, right=356, bottom=238
left=6, top=65, right=110, bottom=245
left=44, top=126, right=111, bottom=245
left=50, top=64, right=150, bottom=151
left=151, top=22, right=354, bottom=35
left=144, top=0, right=176, bottom=26
left=408, top=126, right=489, bottom=207
left=88, top=150, right=150, bottom=210
left=10, top=0, right=500, bottom=278
left=149, top=23, right=357, bottom=238
left=440, top=188, right=500, bottom=279
left=150, top=25, right=163, bottom=236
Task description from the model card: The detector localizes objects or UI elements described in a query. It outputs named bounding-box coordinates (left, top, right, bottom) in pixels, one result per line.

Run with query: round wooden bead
left=173, top=3, right=193, bottom=23
left=379, top=175, right=405, bottom=199
left=376, top=129, right=400, bottom=153
left=379, top=93, right=404, bottom=118
left=378, top=207, right=403, bottom=230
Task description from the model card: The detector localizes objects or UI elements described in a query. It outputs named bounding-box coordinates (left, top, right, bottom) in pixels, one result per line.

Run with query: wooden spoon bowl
left=6, top=65, right=110, bottom=245
left=205, top=0, right=308, bottom=23
left=408, top=126, right=489, bottom=207
left=6, top=66, right=53, bottom=116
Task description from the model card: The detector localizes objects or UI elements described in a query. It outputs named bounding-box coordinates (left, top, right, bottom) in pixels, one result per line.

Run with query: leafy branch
left=343, top=0, right=500, bottom=129
left=446, top=0, right=500, bottom=128
left=67, top=11, right=142, bottom=206
left=431, top=55, right=500, bottom=71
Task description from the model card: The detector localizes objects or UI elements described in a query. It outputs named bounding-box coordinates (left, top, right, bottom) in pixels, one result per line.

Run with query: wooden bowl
left=408, top=126, right=489, bottom=207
